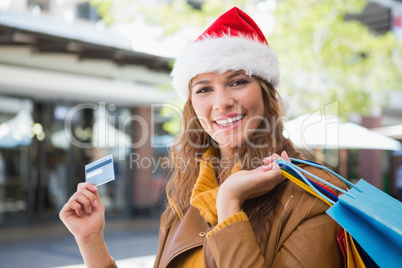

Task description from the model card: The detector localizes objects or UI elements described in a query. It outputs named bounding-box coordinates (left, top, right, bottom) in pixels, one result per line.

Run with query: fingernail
left=262, top=163, right=273, bottom=169
left=88, top=206, right=92, bottom=214
left=92, top=185, right=97, bottom=191
left=94, top=200, right=99, bottom=207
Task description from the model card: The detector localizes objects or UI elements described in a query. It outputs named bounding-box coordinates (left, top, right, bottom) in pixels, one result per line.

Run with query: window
left=76, top=2, right=100, bottom=22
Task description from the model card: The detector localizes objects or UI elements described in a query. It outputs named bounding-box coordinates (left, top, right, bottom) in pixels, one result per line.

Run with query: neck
left=219, top=146, right=234, bottom=169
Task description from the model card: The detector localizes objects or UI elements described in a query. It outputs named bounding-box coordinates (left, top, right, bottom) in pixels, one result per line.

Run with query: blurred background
left=0, top=0, right=401, bottom=267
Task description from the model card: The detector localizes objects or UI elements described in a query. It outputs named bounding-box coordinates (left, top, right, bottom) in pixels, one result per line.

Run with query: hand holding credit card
left=85, top=154, right=115, bottom=186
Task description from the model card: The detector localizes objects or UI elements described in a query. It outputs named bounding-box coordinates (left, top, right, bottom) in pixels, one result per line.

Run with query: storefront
left=0, top=97, right=143, bottom=224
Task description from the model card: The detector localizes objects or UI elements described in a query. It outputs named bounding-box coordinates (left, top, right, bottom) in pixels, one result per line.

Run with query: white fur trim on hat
left=171, top=35, right=280, bottom=101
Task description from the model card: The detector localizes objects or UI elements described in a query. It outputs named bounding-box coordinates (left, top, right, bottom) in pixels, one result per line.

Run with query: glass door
left=0, top=96, right=33, bottom=224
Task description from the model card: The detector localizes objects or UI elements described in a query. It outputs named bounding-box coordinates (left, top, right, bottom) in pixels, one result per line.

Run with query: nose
left=213, top=87, right=235, bottom=111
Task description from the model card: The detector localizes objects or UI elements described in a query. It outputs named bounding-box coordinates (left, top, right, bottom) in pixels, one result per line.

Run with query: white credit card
left=85, top=154, right=115, bottom=186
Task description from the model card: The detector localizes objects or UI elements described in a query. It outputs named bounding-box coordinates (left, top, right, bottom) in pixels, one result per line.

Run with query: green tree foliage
left=90, top=0, right=114, bottom=25
left=271, top=0, right=402, bottom=118
left=160, top=101, right=184, bottom=136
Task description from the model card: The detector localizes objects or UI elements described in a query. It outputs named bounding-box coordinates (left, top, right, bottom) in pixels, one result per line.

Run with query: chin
left=214, top=137, right=244, bottom=149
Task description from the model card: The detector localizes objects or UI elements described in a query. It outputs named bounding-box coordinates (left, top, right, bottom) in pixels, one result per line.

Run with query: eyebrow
left=191, top=71, right=246, bottom=89
left=191, top=79, right=210, bottom=89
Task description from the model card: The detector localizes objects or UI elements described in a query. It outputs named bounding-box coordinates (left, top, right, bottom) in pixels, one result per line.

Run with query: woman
left=60, top=7, right=345, bottom=267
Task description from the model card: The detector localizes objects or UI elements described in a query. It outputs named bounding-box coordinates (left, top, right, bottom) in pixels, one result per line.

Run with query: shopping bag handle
left=289, top=158, right=358, bottom=190
left=275, top=158, right=361, bottom=205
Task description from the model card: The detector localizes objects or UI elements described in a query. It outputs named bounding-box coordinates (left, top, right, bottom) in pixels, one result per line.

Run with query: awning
left=372, top=124, right=402, bottom=140
left=284, top=114, right=402, bottom=151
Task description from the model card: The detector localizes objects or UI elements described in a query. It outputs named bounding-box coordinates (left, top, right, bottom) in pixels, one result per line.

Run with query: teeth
left=216, top=115, right=245, bottom=126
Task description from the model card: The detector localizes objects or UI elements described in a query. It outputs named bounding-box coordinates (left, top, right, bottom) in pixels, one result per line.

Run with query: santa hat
left=171, top=7, right=280, bottom=101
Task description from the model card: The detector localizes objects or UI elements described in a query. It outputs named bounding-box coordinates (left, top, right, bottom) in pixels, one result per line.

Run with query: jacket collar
left=159, top=206, right=210, bottom=267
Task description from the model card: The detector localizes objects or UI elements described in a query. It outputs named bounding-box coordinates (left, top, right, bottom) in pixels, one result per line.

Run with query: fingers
left=61, top=182, right=100, bottom=218
left=243, top=165, right=284, bottom=200
left=260, top=161, right=280, bottom=172
left=77, top=182, right=100, bottom=207
left=77, top=182, right=98, bottom=194
left=69, top=193, right=91, bottom=216
left=263, top=153, right=280, bottom=166
left=281, top=151, right=290, bottom=162
left=221, top=166, right=283, bottom=205
left=263, top=151, right=290, bottom=166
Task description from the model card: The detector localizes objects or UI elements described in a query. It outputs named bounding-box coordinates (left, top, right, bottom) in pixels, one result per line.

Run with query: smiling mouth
left=214, top=114, right=246, bottom=127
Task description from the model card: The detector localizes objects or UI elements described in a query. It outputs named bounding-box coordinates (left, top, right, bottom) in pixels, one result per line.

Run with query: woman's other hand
left=59, top=182, right=105, bottom=242
left=216, top=151, right=290, bottom=223
left=59, top=182, right=112, bottom=267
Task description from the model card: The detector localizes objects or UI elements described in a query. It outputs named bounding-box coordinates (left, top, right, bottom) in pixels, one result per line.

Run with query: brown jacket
left=154, top=166, right=345, bottom=268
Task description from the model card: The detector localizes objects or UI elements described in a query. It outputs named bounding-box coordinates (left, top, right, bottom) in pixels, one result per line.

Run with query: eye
left=230, top=79, right=249, bottom=87
left=195, top=87, right=211, bottom=94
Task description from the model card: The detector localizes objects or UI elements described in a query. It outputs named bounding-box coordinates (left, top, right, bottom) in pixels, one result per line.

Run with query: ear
left=276, top=93, right=280, bottom=103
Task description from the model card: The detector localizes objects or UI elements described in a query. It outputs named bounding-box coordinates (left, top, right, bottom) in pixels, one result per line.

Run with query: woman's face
left=191, top=70, right=265, bottom=149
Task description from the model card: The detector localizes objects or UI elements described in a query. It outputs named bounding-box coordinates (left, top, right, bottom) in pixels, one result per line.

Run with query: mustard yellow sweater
left=171, top=147, right=248, bottom=267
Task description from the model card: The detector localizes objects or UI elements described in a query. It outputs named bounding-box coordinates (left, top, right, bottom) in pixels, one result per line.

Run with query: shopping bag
left=343, top=229, right=366, bottom=268
left=276, top=158, right=402, bottom=268
left=327, top=179, right=402, bottom=267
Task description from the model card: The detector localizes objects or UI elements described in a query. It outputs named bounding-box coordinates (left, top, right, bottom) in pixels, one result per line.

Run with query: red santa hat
left=171, top=7, right=280, bottom=101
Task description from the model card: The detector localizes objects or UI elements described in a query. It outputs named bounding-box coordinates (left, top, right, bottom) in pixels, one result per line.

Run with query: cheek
left=192, top=100, right=211, bottom=129
left=254, top=90, right=265, bottom=117
left=192, top=100, right=205, bottom=120
left=244, top=92, right=265, bottom=130
left=246, top=92, right=265, bottom=117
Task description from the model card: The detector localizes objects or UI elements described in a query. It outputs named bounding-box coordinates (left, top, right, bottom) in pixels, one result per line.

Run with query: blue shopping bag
left=276, top=158, right=402, bottom=268
left=326, top=179, right=402, bottom=268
